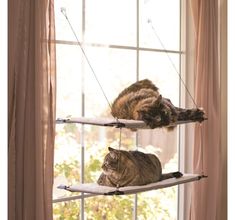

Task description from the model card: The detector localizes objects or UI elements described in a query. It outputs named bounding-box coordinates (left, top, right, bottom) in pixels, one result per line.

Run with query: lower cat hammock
left=58, top=174, right=206, bottom=195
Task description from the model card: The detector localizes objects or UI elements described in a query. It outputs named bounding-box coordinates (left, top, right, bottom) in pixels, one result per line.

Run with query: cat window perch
left=56, top=118, right=207, bottom=195
left=56, top=9, right=208, bottom=196
left=56, top=117, right=205, bottom=129
left=58, top=174, right=206, bottom=195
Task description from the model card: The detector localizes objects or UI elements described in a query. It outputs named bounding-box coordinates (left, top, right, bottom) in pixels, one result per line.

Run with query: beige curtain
left=8, top=0, right=56, bottom=219
left=190, top=0, right=223, bottom=220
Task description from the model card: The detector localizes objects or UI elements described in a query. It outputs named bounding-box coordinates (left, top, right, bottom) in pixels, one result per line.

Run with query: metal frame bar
left=53, top=193, right=95, bottom=204
left=178, top=1, right=184, bottom=219
left=80, top=1, right=86, bottom=219
left=134, top=1, right=140, bottom=218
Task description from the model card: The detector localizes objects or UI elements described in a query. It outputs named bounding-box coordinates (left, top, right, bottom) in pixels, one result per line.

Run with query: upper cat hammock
left=58, top=174, right=206, bottom=195
left=58, top=9, right=207, bottom=130
left=56, top=79, right=207, bottom=130
left=56, top=116, right=205, bottom=129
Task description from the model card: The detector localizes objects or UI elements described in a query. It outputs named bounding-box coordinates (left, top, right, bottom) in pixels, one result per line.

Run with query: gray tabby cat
left=97, top=147, right=183, bottom=187
left=111, top=79, right=205, bottom=130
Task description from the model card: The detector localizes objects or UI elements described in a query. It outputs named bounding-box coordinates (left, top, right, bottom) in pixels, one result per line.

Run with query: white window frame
left=53, top=1, right=191, bottom=220
left=178, top=1, right=197, bottom=219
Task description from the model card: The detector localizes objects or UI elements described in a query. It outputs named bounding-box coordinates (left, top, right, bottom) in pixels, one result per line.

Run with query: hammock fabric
left=57, top=174, right=206, bottom=195
left=56, top=117, right=204, bottom=129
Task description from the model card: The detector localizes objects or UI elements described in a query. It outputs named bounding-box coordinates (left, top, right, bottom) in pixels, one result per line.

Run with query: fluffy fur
left=111, top=79, right=205, bottom=129
left=97, top=147, right=182, bottom=187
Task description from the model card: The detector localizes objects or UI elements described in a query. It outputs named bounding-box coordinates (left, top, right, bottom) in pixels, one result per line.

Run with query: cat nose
left=156, top=116, right=161, bottom=122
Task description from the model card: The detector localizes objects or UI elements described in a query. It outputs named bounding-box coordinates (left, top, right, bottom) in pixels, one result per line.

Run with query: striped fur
left=111, top=79, right=205, bottom=129
left=97, top=147, right=182, bottom=187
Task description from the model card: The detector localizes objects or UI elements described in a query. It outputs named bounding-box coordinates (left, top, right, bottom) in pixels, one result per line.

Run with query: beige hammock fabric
left=58, top=174, right=206, bottom=195
left=56, top=117, right=203, bottom=129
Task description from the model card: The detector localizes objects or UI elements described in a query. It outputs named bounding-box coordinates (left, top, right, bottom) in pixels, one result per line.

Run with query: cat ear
left=108, top=147, right=115, bottom=152
left=157, top=95, right=162, bottom=102
left=155, top=95, right=162, bottom=106
left=108, top=147, right=118, bottom=159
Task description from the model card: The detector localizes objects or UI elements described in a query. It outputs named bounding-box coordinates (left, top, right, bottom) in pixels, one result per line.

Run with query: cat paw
left=192, top=108, right=206, bottom=122
left=142, top=115, right=157, bottom=128
left=172, top=171, right=183, bottom=178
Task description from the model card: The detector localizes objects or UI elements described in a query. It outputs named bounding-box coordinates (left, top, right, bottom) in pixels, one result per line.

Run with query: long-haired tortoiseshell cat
left=97, top=147, right=182, bottom=187
left=111, top=79, right=205, bottom=129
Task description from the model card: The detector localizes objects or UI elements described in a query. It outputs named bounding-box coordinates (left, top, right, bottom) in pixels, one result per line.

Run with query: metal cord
left=147, top=19, right=198, bottom=108
left=61, top=8, right=113, bottom=111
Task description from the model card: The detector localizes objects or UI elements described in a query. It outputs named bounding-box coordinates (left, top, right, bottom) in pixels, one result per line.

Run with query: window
left=53, top=0, right=184, bottom=219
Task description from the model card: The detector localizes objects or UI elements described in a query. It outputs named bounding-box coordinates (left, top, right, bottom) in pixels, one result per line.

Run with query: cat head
left=101, top=147, right=135, bottom=176
left=137, top=95, right=163, bottom=124
left=101, top=147, right=120, bottom=175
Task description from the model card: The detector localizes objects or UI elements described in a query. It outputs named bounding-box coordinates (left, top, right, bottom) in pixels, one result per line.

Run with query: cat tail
left=177, top=108, right=206, bottom=123
left=161, top=171, right=183, bottom=181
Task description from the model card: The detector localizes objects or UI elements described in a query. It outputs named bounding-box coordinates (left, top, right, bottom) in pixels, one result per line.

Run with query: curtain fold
left=190, top=0, right=222, bottom=220
left=8, top=0, right=56, bottom=219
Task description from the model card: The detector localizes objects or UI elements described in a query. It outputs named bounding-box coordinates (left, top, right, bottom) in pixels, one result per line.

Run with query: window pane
left=139, top=50, right=180, bottom=105
left=56, top=44, right=82, bottom=118
left=53, top=123, right=82, bottom=200
left=82, top=47, right=137, bottom=117
left=53, top=200, right=80, bottom=219
left=55, top=0, right=82, bottom=41
left=85, top=195, right=135, bottom=219
left=139, top=0, right=180, bottom=51
left=85, top=0, right=136, bottom=46
left=137, top=186, right=178, bottom=220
